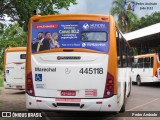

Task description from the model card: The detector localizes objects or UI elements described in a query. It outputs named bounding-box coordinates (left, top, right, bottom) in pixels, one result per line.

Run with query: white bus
left=131, top=53, right=160, bottom=85
left=4, top=47, right=26, bottom=90
left=26, top=14, right=132, bottom=112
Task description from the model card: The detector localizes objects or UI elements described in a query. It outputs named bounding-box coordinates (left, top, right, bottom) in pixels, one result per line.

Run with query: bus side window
left=121, top=36, right=127, bottom=67
left=116, top=29, right=121, bottom=67
left=151, top=57, right=154, bottom=68
left=129, top=48, right=134, bottom=67
left=20, top=54, right=26, bottom=59
left=126, top=46, right=132, bottom=67
left=116, top=28, right=128, bottom=68
left=119, top=33, right=123, bottom=67
left=138, top=58, right=143, bottom=68
left=132, top=58, right=138, bottom=68
left=144, top=57, right=150, bottom=68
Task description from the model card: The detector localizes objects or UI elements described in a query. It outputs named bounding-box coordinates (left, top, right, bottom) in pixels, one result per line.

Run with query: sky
left=2, top=0, right=160, bottom=25
left=59, top=0, right=160, bottom=18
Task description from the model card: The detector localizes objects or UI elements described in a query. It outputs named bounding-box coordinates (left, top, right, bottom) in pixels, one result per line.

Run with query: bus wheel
left=120, top=85, right=126, bottom=113
left=137, top=76, right=141, bottom=86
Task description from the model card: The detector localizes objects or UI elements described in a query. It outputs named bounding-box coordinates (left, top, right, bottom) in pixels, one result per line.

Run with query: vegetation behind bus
left=1, top=0, right=77, bottom=31
left=0, top=70, right=3, bottom=87
left=0, top=0, right=77, bottom=71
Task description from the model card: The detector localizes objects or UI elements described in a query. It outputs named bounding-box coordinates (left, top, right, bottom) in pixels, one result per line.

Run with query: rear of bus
left=4, top=47, right=26, bottom=90
left=26, top=14, right=121, bottom=112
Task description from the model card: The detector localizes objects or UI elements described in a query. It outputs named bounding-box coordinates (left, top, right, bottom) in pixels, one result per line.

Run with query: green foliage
left=0, top=74, right=3, bottom=87
left=132, top=12, right=160, bottom=31
left=1, top=0, right=77, bottom=70
left=1, top=0, right=77, bottom=31
left=0, top=23, right=27, bottom=70
left=0, top=23, right=27, bottom=47
left=111, top=0, right=138, bottom=33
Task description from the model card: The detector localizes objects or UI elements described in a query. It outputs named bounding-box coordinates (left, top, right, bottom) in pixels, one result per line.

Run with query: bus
left=26, top=14, right=133, bottom=112
left=131, top=53, right=160, bottom=85
left=4, top=47, right=26, bottom=90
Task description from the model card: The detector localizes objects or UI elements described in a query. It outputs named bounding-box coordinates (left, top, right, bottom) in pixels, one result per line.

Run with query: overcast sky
left=59, top=0, right=160, bottom=18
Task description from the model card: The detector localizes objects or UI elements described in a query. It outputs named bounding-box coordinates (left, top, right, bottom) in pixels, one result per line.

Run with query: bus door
left=131, top=58, right=138, bottom=82
left=137, top=58, right=144, bottom=81
left=143, top=57, right=153, bottom=82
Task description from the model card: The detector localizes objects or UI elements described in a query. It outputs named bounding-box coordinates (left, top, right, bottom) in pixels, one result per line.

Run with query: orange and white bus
left=4, top=47, right=26, bottom=90
left=26, top=14, right=132, bottom=112
left=131, top=53, right=160, bottom=85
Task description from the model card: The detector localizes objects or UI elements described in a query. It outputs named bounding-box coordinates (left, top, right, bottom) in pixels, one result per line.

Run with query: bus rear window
left=82, top=32, right=107, bottom=42
left=31, top=20, right=109, bottom=53
left=20, top=54, right=26, bottom=59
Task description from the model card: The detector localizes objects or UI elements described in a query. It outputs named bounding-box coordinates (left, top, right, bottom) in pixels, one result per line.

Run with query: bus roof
left=30, top=14, right=114, bottom=23
left=5, top=47, right=26, bottom=52
left=134, top=53, right=156, bottom=58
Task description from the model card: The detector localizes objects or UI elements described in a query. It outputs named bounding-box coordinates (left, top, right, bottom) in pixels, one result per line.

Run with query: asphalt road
left=0, top=83, right=160, bottom=120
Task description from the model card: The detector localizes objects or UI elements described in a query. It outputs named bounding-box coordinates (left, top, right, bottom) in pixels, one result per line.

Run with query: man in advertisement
left=37, top=32, right=50, bottom=52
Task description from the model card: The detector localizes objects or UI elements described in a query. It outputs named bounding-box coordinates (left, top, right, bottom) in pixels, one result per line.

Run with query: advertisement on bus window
left=31, top=21, right=109, bottom=53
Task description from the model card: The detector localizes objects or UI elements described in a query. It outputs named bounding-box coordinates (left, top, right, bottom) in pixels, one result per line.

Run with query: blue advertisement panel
left=31, top=21, right=109, bottom=53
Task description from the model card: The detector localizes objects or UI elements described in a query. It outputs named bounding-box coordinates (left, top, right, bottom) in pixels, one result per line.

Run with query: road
left=0, top=83, right=160, bottom=120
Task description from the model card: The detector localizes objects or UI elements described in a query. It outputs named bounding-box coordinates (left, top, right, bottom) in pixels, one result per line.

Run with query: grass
left=0, top=75, right=3, bottom=87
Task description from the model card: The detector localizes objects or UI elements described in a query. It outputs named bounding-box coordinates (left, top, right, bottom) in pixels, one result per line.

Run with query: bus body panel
left=4, top=51, right=26, bottom=89
left=26, top=94, right=120, bottom=111
left=131, top=68, right=154, bottom=82
left=117, top=68, right=131, bottom=106
left=31, top=52, right=108, bottom=98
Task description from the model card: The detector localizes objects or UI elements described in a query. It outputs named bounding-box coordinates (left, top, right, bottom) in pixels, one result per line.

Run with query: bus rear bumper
left=4, top=82, right=25, bottom=90
left=26, top=94, right=120, bottom=112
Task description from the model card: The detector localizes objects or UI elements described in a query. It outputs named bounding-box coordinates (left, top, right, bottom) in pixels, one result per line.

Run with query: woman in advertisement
left=50, top=32, right=60, bottom=49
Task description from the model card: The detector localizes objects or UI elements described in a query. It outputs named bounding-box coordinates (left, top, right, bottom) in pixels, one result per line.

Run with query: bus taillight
left=103, top=72, right=114, bottom=98
left=26, top=72, right=35, bottom=96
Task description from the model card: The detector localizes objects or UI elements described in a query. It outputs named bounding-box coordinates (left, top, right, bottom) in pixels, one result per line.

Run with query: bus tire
left=120, top=84, right=126, bottom=113
left=127, top=80, right=132, bottom=97
left=137, top=76, right=141, bottom=86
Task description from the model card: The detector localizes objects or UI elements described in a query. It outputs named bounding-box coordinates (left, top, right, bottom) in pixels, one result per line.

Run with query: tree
left=0, top=0, right=77, bottom=31
left=132, top=12, right=160, bottom=31
left=0, top=23, right=27, bottom=70
left=111, top=0, right=138, bottom=33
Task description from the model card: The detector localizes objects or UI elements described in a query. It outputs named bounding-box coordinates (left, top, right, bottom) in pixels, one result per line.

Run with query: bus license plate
left=61, top=90, right=76, bottom=96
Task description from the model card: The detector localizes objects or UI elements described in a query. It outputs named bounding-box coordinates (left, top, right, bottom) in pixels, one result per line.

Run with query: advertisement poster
left=31, top=21, right=109, bottom=53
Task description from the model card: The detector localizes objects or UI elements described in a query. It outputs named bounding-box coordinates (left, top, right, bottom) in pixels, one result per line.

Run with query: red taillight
left=36, top=100, right=42, bottom=102
left=101, top=17, right=108, bottom=21
left=26, top=72, right=35, bottom=96
left=103, top=72, right=114, bottom=98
